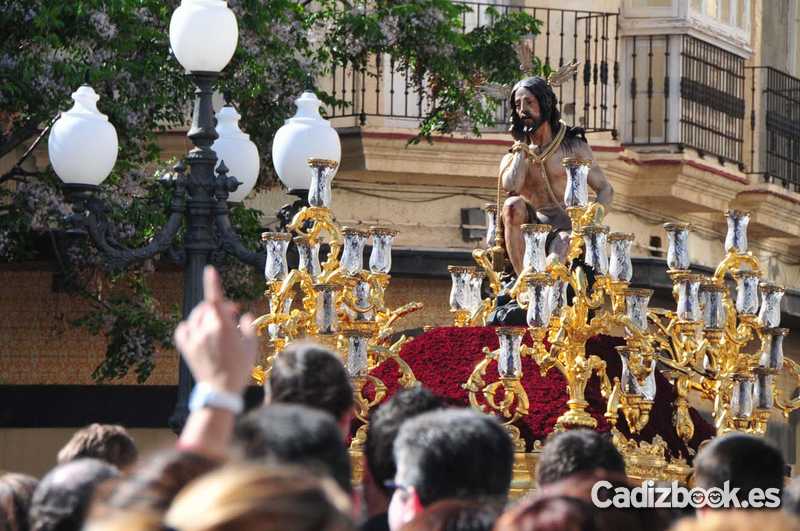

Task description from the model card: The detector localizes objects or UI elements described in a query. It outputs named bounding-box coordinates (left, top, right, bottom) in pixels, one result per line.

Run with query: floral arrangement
left=369, top=326, right=715, bottom=458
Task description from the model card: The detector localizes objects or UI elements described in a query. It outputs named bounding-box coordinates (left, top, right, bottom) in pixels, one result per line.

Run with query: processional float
left=251, top=145, right=797, bottom=485
left=451, top=157, right=796, bottom=480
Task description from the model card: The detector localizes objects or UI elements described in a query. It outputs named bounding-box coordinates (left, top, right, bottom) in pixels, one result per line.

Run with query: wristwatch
left=188, top=382, right=244, bottom=414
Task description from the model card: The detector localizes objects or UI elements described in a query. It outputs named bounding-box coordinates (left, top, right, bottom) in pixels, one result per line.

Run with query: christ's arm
left=500, top=142, right=529, bottom=194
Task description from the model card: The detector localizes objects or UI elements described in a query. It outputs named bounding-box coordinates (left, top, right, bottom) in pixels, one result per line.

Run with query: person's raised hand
left=174, top=266, right=258, bottom=394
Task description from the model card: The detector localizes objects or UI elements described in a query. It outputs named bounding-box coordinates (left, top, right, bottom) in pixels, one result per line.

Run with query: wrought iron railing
left=746, top=66, right=800, bottom=192
left=322, top=2, right=620, bottom=135
left=624, top=34, right=746, bottom=167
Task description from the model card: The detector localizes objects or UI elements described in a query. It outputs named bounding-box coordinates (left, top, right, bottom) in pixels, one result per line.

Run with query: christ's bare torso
left=518, top=143, right=571, bottom=218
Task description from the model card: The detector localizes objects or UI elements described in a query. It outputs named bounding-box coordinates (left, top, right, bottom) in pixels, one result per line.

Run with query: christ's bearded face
left=514, top=87, right=543, bottom=137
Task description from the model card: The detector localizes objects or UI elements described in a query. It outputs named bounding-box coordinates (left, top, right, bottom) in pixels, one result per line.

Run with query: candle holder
left=521, top=224, right=551, bottom=274
left=562, top=158, right=591, bottom=208
left=463, top=327, right=530, bottom=451
left=307, top=158, right=338, bottom=208
left=663, top=222, right=691, bottom=272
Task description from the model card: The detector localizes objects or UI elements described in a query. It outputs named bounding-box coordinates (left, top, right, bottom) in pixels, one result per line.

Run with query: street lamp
left=212, top=104, right=259, bottom=203
left=272, top=90, right=341, bottom=228
left=48, top=0, right=331, bottom=432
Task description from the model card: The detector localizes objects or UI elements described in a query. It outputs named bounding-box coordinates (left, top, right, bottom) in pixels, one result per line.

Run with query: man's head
left=364, top=387, right=444, bottom=514
left=535, top=429, right=626, bottom=486
left=0, top=473, right=38, bottom=531
left=268, top=342, right=354, bottom=435
left=388, top=408, right=513, bottom=530
left=509, top=76, right=560, bottom=142
left=57, top=424, right=137, bottom=471
left=233, top=403, right=352, bottom=494
left=693, top=433, right=784, bottom=508
left=30, top=458, right=118, bottom=531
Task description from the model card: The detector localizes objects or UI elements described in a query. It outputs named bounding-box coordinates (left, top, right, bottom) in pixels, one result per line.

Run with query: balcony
left=308, top=2, right=800, bottom=234
left=746, top=66, right=800, bottom=193
left=623, top=34, right=745, bottom=167
left=733, top=66, right=800, bottom=242
left=320, top=2, right=620, bottom=136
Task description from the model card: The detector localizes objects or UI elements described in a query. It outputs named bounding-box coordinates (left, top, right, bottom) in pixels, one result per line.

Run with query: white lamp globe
left=48, top=85, right=118, bottom=186
left=169, top=0, right=238, bottom=73
left=212, top=105, right=259, bottom=203
left=272, top=91, right=341, bottom=192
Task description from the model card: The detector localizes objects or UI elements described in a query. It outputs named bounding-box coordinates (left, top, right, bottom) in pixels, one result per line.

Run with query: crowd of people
left=3, top=266, right=800, bottom=531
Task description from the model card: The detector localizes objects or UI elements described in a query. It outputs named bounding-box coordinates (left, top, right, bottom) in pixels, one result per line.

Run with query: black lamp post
left=48, top=0, right=341, bottom=432
left=55, top=71, right=265, bottom=432
left=48, top=1, right=266, bottom=432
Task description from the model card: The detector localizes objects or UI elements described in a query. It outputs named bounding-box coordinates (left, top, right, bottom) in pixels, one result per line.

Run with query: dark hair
left=493, top=495, right=598, bottom=531
left=393, top=409, right=513, bottom=506
left=399, top=498, right=500, bottom=531
left=366, top=387, right=444, bottom=497
left=508, top=76, right=586, bottom=147
left=57, top=424, right=137, bottom=470
left=102, top=449, right=219, bottom=514
left=233, top=403, right=352, bottom=494
left=0, top=473, right=38, bottom=531
left=535, top=430, right=626, bottom=486
left=509, top=76, right=560, bottom=142
left=269, top=342, right=354, bottom=421
left=30, top=458, right=118, bottom=531
left=531, top=470, right=672, bottom=531
left=693, top=433, right=785, bottom=502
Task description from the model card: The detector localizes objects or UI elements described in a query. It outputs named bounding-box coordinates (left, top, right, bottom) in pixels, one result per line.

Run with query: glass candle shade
left=675, top=274, right=702, bottom=321
left=340, top=227, right=368, bottom=275
left=307, top=158, right=338, bottom=208
left=262, top=232, right=292, bottom=281
left=484, top=203, right=498, bottom=248
left=351, top=280, right=374, bottom=322
left=733, top=270, right=760, bottom=316
left=562, top=158, right=591, bottom=208
left=758, top=283, right=785, bottom=328
left=294, top=235, right=321, bottom=280
left=547, top=278, right=568, bottom=318
left=617, top=347, right=641, bottom=396
left=525, top=273, right=552, bottom=328
left=267, top=297, right=293, bottom=340
left=639, top=358, right=657, bottom=401
left=314, top=284, right=339, bottom=334
left=469, top=271, right=485, bottom=313
left=521, top=224, right=551, bottom=273
left=663, top=222, right=691, bottom=271
left=582, top=225, right=610, bottom=276
left=699, top=281, right=726, bottom=330
left=343, top=330, right=371, bottom=378
left=448, top=266, right=473, bottom=311
left=758, top=328, right=788, bottom=370
left=624, top=288, right=653, bottom=332
left=724, top=210, right=750, bottom=254
left=496, top=327, right=524, bottom=378
left=369, top=227, right=397, bottom=274
left=730, top=376, right=754, bottom=419
left=754, top=372, right=775, bottom=410
left=608, top=233, right=634, bottom=282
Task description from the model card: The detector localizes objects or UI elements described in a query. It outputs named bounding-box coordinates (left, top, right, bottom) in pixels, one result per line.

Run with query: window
left=689, top=0, right=750, bottom=31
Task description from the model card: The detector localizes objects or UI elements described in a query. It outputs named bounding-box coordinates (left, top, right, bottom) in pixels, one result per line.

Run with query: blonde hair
left=84, top=510, right=161, bottom=531
left=164, top=464, right=354, bottom=531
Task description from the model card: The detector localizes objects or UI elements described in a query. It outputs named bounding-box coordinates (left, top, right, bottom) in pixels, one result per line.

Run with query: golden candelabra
left=251, top=159, right=422, bottom=454
left=455, top=157, right=798, bottom=474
